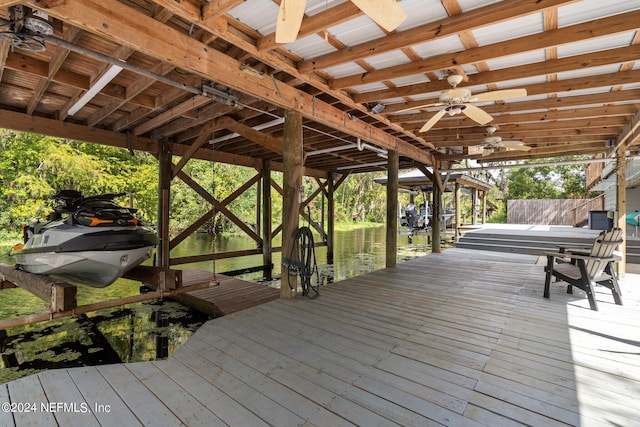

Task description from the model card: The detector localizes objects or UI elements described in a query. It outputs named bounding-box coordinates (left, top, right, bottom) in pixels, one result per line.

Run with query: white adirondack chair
left=543, top=228, right=623, bottom=311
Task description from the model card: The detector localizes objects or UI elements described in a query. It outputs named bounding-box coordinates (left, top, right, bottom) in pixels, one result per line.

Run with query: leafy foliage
left=0, top=130, right=158, bottom=240
left=0, top=130, right=594, bottom=241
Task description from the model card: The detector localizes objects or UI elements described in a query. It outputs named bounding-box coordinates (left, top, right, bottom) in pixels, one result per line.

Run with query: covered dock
left=2, top=248, right=638, bottom=426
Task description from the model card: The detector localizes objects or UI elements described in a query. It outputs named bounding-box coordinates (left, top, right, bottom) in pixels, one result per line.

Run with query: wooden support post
left=471, top=187, right=478, bottom=226
left=157, top=139, right=172, bottom=275
left=0, top=265, right=77, bottom=312
left=616, top=146, right=626, bottom=276
left=256, top=173, right=261, bottom=236
left=327, top=171, right=335, bottom=265
left=262, top=160, right=273, bottom=281
left=482, top=190, right=487, bottom=224
left=432, top=162, right=442, bottom=253
left=386, top=150, right=398, bottom=268
left=454, top=181, right=461, bottom=242
left=281, top=110, right=303, bottom=298
left=122, top=265, right=182, bottom=290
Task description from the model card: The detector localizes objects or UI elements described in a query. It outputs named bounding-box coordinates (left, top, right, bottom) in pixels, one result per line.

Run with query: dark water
left=0, top=226, right=430, bottom=383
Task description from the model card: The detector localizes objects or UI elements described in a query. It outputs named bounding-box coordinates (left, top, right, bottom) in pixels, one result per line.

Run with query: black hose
left=285, top=226, right=319, bottom=298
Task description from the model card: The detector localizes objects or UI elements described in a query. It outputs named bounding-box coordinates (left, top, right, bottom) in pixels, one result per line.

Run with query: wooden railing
left=570, top=193, right=605, bottom=227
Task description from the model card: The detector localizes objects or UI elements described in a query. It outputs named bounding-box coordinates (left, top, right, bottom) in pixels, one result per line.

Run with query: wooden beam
left=262, top=160, right=273, bottom=281
left=281, top=110, right=303, bottom=298
left=258, top=1, right=362, bottom=51
left=134, top=95, right=212, bottom=136
left=216, top=116, right=284, bottom=155
left=0, top=41, right=8, bottom=83
left=0, top=280, right=212, bottom=330
left=393, top=105, right=637, bottom=125
left=27, top=0, right=432, bottom=162
left=157, top=139, right=172, bottom=270
left=331, top=10, right=640, bottom=89
left=299, top=0, right=575, bottom=72
left=175, top=170, right=262, bottom=243
left=0, top=264, right=77, bottom=312
left=0, top=1, right=20, bottom=9
left=327, top=172, right=335, bottom=265
left=122, top=265, right=183, bottom=290
left=382, top=84, right=640, bottom=115
left=431, top=161, right=442, bottom=253
left=202, top=0, right=245, bottom=22
left=330, top=45, right=640, bottom=91
left=172, top=121, right=217, bottom=179
left=4, top=52, right=90, bottom=90
left=454, top=182, right=461, bottom=242
left=616, top=146, right=626, bottom=276
left=0, top=109, right=157, bottom=152
left=386, top=150, right=399, bottom=268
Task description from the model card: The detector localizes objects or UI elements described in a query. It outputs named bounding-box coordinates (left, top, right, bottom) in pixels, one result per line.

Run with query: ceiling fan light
left=446, top=74, right=463, bottom=87
left=447, top=106, right=461, bottom=116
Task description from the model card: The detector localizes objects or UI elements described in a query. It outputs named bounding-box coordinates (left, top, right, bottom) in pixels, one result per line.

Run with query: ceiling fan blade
left=462, top=104, right=493, bottom=125
left=419, top=109, right=446, bottom=132
left=501, top=141, right=531, bottom=151
left=275, top=0, right=307, bottom=44
left=351, top=0, right=407, bottom=32
left=473, top=88, right=527, bottom=102
left=468, top=145, right=484, bottom=156
left=394, top=102, right=441, bottom=114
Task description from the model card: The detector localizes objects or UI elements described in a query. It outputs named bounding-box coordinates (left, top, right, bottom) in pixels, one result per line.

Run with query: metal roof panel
left=330, top=15, right=387, bottom=46
left=284, top=34, right=337, bottom=59
left=557, top=32, right=636, bottom=58
left=558, top=0, right=640, bottom=27
left=395, top=0, right=449, bottom=32
left=324, top=62, right=367, bottom=79
left=412, top=34, right=466, bottom=59
left=484, top=50, right=547, bottom=71
left=472, top=13, right=545, bottom=46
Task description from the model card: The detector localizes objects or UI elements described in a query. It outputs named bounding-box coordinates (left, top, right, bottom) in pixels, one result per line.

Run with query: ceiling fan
left=468, top=126, right=531, bottom=157
left=276, top=0, right=407, bottom=44
left=397, top=74, right=527, bottom=132
left=0, top=6, right=53, bottom=52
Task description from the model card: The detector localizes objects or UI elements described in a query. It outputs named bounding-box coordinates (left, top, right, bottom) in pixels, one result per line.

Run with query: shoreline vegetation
left=0, top=221, right=386, bottom=251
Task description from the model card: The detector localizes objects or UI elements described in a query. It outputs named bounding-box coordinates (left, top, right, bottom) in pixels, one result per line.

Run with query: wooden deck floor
left=177, top=271, right=280, bottom=316
left=2, top=249, right=639, bottom=426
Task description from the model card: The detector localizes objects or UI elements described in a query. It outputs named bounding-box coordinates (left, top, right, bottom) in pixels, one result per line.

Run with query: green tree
left=506, top=158, right=589, bottom=200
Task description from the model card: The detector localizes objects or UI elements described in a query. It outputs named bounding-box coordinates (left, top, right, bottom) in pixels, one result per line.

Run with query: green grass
left=334, top=221, right=384, bottom=231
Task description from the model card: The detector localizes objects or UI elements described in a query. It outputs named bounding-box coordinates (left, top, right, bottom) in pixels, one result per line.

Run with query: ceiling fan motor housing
left=439, top=88, right=471, bottom=104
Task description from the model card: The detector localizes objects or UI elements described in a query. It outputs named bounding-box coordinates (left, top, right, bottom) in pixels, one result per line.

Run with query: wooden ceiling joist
left=26, top=0, right=431, bottom=164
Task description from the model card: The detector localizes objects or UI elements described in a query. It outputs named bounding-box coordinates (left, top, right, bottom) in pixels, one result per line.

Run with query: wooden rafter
left=298, top=0, right=575, bottom=73
left=26, top=0, right=433, bottom=162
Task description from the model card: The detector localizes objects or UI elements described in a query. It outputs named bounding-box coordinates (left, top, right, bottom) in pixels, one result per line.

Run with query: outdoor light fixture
left=368, top=103, right=385, bottom=114
left=68, top=63, right=124, bottom=116
left=209, top=117, right=284, bottom=144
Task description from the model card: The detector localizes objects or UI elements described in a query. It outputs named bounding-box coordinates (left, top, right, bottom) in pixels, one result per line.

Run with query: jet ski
left=10, top=190, right=158, bottom=287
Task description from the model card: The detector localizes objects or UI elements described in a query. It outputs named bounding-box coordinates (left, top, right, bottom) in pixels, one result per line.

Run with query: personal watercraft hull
left=11, top=223, right=157, bottom=287
left=12, top=246, right=153, bottom=287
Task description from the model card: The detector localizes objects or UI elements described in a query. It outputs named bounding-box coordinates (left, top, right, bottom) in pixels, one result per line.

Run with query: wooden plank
left=0, top=264, right=76, bottom=311
left=66, top=367, right=142, bottom=426
left=37, top=370, right=100, bottom=426
left=174, top=344, right=314, bottom=426
left=154, top=358, right=276, bottom=427
left=122, top=265, right=183, bottom=290
left=6, top=375, right=57, bottom=426
left=0, top=384, right=15, bottom=427
left=96, top=364, right=184, bottom=427
left=176, top=272, right=279, bottom=315
left=126, top=361, right=226, bottom=426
